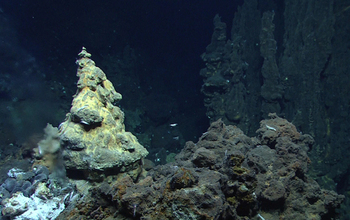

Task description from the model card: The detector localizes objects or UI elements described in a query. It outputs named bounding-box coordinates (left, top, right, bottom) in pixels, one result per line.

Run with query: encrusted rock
left=57, top=115, right=344, bottom=219
left=59, top=47, right=148, bottom=181
left=1, top=192, right=30, bottom=217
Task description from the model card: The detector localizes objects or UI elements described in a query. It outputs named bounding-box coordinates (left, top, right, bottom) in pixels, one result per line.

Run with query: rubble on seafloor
left=0, top=166, right=77, bottom=220
left=57, top=113, right=344, bottom=220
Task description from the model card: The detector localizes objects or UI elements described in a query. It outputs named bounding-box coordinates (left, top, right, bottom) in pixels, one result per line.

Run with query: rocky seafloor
left=0, top=48, right=345, bottom=220
left=47, top=114, right=342, bottom=220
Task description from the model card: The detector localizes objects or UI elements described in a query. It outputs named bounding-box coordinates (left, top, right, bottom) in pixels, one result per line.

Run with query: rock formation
left=59, top=47, right=148, bottom=181
left=57, top=114, right=344, bottom=219
left=200, top=1, right=262, bottom=135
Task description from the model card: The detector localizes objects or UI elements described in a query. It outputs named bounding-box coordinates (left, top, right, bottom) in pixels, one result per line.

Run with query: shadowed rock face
left=59, top=48, right=148, bottom=181
left=58, top=114, right=344, bottom=220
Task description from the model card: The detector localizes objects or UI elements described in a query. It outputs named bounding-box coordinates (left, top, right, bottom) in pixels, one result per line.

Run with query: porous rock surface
left=58, top=113, right=344, bottom=220
left=59, top=48, right=148, bottom=181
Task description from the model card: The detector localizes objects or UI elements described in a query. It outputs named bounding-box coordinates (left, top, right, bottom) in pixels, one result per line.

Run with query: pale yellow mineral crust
left=59, top=47, right=148, bottom=180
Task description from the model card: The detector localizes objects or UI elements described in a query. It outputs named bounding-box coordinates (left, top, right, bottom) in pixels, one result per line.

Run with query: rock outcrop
left=59, top=47, right=148, bottom=181
left=58, top=114, right=344, bottom=219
